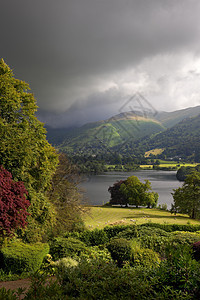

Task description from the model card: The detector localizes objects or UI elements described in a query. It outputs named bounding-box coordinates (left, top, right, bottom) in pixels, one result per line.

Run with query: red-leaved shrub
left=0, top=165, right=30, bottom=237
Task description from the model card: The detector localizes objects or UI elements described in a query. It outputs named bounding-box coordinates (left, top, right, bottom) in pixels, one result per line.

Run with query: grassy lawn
left=83, top=206, right=200, bottom=229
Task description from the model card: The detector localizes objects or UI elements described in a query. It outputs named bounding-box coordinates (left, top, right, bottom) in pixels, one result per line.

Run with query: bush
left=79, top=246, right=111, bottom=262
left=131, top=247, right=160, bottom=268
left=0, top=241, right=49, bottom=274
left=154, top=244, right=200, bottom=298
left=116, top=226, right=138, bottom=240
left=103, top=224, right=137, bottom=239
left=140, top=223, right=200, bottom=233
left=59, top=259, right=151, bottom=300
left=137, top=227, right=170, bottom=254
left=50, top=237, right=87, bottom=260
left=169, top=231, right=200, bottom=248
left=107, top=238, right=131, bottom=267
left=79, top=229, right=109, bottom=246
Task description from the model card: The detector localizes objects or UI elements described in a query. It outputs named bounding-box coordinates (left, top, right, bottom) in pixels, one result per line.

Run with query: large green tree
left=0, top=59, right=58, bottom=191
left=172, top=171, right=200, bottom=219
left=120, top=176, right=158, bottom=208
left=0, top=59, right=59, bottom=241
left=109, top=175, right=158, bottom=208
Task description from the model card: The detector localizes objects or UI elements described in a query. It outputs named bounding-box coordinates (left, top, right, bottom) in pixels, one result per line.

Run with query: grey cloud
left=1, top=0, right=200, bottom=125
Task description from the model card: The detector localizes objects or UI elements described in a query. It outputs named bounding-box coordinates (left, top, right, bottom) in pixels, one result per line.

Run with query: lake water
left=80, top=170, right=183, bottom=208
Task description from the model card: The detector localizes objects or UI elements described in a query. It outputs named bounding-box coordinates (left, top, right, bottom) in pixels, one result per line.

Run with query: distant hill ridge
left=45, top=105, right=200, bottom=159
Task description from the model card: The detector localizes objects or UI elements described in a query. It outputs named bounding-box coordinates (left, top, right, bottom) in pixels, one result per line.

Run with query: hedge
left=50, top=237, right=87, bottom=260
left=0, top=241, right=49, bottom=274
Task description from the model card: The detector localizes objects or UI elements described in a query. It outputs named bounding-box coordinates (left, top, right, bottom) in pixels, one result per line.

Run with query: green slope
left=155, top=105, right=200, bottom=128
left=58, top=115, right=165, bottom=154
left=142, top=114, right=200, bottom=161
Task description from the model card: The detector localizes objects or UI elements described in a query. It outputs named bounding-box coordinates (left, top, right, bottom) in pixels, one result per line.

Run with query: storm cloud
left=1, top=0, right=200, bottom=127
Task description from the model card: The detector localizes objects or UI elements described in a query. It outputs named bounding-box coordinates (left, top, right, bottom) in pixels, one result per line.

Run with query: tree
left=0, top=165, right=30, bottom=238
left=172, top=171, right=200, bottom=219
left=120, top=176, right=158, bottom=208
left=108, top=180, right=128, bottom=206
left=109, top=176, right=158, bottom=208
left=47, top=154, right=86, bottom=236
left=0, top=59, right=58, bottom=191
left=0, top=59, right=59, bottom=241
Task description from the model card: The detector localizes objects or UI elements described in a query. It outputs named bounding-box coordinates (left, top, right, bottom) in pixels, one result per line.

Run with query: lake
left=80, top=170, right=183, bottom=208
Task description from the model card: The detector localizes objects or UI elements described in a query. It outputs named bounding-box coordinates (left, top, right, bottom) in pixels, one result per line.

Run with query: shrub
left=0, top=165, right=30, bottom=238
left=50, top=237, right=87, bottom=260
left=59, top=259, right=151, bottom=300
left=169, top=231, right=200, bottom=248
left=103, top=224, right=137, bottom=239
left=79, top=246, right=111, bottom=262
left=0, top=241, right=49, bottom=274
left=79, top=229, right=109, bottom=246
left=131, top=247, right=160, bottom=268
left=155, top=244, right=200, bottom=298
left=137, top=227, right=170, bottom=254
left=116, top=226, right=138, bottom=240
left=140, top=223, right=200, bottom=233
left=107, top=238, right=131, bottom=267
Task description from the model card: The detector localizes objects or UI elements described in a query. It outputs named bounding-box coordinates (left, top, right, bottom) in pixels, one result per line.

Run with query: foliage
left=138, top=227, right=170, bottom=254
left=120, top=176, right=158, bottom=208
left=108, top=180, right=128, bottom=206
left=169, top=231, right=200, bottom=248
left=0, top=166, right=30, bottom=238
left=154, top=244, right=200, bottom=298
left=50, top=237, right=87, bottom=261
left=103, top=224, right=138, bottom=239
left=173, top=171, right=200, bottom=219
left=0, top=241, right=49, bottom=274
left=116, top=226, right=138, bottom=240
left=131, top=247, right=160, bottom=268
left=24, top=271, right=63, bottom=300
left=17, top=188, right=56, bottom=243
left=78, top=228, right=109, bottom=246
left=0, top=59, right=59, bottom=242
left=47, top=153, right=85, bottom=236
left=107, top=238, right=132, bottom=267
left=140, top=222, right=200, bottom=232
left=79, top=246, right=111, bottom=262
left=0, top=59, right=58, bottom=191
left=57, top=259, right=150, bottom=300
left=139, top=113, right=200, bottom=162
left=192, top=241, right=200, bottom=261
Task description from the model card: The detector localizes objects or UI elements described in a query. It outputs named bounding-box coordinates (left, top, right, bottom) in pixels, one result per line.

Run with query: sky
left=1, top=0, right=200, bottom=127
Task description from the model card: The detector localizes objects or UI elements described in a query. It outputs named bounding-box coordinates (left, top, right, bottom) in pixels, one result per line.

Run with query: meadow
left=83, top=206, right=200, bottom=229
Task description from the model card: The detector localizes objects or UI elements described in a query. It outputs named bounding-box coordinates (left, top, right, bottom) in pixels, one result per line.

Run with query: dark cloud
left=1, top=0, right=200, bottom=127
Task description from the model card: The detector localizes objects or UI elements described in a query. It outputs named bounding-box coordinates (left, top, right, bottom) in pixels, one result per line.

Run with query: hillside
left=154, top=105, right=200, bottom=128
left=142, top=114, right=200, bottom=161
left=57, top=113, right=165, bottom=154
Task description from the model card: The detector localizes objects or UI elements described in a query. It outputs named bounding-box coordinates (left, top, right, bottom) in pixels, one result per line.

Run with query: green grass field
left=83, top=206, right=200, bottom=229
left=140, top=162, right=198, bottom=169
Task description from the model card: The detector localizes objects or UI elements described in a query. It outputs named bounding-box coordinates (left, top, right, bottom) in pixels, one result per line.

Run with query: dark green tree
left=108, top=180, right=128, bottom=206
left=172, top=171, right=200, bottom=219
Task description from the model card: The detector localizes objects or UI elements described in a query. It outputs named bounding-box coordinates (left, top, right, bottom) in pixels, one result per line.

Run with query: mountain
left=45, top=105, right=200, bottom=160
left=141, top=114, right=200, bottom=161
left=54, top=113, right=165, bottom=154
left=154, top=105, right=200, bottom=128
